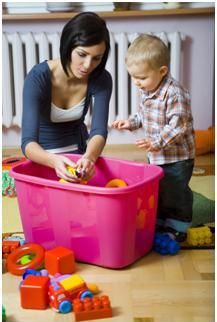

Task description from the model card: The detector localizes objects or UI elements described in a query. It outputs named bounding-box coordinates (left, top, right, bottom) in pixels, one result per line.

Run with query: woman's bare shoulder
left=47, top=58, right=59, bottom=72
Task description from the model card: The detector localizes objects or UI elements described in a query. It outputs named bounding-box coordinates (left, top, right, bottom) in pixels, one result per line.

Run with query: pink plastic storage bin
left=10, top=154, right=163, bottom=268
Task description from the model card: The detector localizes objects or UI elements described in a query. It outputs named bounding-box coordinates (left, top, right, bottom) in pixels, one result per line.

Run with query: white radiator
left=2, top=31, right=185, bottom=132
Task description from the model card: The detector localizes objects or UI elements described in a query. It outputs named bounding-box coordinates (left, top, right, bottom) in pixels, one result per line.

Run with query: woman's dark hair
left=60, top=12, right=110, bottom=77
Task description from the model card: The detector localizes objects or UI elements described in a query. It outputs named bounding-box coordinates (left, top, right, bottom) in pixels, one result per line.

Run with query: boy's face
left=127, top=62, right=168, bottom=93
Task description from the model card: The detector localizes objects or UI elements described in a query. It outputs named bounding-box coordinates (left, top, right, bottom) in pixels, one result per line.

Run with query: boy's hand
left=135, top=139, right=160, bottom=152
left=112, top=120, right=130, bottom=130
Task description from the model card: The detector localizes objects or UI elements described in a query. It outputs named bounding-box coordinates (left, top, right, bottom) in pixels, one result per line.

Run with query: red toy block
left=20, top=275, right=50, bottom=309
left=73, top=295, right=112, bottom=321
left=2, top=240, right=20, bottom=259
left=45, top=246, right=75, bottom=275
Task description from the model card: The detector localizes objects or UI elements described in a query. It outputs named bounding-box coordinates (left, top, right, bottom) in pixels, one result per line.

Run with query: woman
left=22, top=12, right=112, bottom=182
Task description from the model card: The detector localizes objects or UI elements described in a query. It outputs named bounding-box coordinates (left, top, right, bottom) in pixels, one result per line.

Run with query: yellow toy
left=105, top=178, right=127, bottom=188
left=86, top=283, right=100, bottom=294
left=49, top=274, right=93, bottom=313
left=187, top=226, right=212, bottom=246
left=59, top=166, right=87, bottom=184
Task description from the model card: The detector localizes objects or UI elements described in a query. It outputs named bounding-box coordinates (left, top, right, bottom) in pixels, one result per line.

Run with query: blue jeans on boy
left=157, top=159, right=194, bottom=233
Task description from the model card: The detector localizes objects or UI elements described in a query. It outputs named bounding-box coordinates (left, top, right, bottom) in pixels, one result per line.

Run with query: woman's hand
left=76, top=157, right=95, bottom=181
left=48, top=154, right=80, bottom=182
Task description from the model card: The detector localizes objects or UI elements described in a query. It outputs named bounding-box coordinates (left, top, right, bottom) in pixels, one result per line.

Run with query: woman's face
left=70, top=42, right=106, bottom=79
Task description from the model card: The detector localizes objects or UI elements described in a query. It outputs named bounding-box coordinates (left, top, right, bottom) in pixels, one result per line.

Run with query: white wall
left=2, top=3, right=215, bottom=147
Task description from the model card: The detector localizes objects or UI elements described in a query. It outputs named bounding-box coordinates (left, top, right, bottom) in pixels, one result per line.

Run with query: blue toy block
left=153, top=233, right=180, bottom=255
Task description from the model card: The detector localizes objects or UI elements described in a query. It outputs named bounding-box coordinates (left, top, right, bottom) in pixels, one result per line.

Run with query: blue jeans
left=157, top=159, right=194, bottom=233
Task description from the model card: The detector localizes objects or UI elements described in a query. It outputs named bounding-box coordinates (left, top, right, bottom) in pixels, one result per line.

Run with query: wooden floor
left=2, top=146, right=215, bottom=322
left=2, top=249, right=215, bottom=322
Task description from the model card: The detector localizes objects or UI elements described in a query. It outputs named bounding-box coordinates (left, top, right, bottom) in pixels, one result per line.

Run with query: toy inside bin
left=10, top=154, right=163, bottom=268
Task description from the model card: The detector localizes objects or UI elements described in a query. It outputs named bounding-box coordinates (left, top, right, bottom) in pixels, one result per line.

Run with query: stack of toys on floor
left=3, top=242, right=112, bottom=321
left=153, top=225, right=213, bottom=254
left=2, top=217, right=213, bottom=319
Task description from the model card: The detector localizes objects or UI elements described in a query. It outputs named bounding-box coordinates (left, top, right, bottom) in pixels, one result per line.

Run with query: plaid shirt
left=129, top=74, right=195, bottom=165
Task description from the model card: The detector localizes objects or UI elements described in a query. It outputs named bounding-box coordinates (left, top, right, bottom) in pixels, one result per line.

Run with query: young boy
left=112, top=34, right=195, bottom=242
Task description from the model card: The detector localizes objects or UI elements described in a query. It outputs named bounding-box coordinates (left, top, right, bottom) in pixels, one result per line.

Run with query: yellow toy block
left=59, top=274, right=85, bottom=291
left=59, top=166, right=87, bottom=184
left=86, top=283, right=100, bottom=294
left=187, top=226, right=212, bottom=246
left=67, top=166, right=77, bottom=176
left=59, top=178, right=68, bottom=183
left=59, top=167, right=77, bottom=184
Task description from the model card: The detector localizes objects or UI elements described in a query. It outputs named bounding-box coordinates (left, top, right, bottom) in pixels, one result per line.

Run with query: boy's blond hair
left=125, top=34, right=170, bottom=70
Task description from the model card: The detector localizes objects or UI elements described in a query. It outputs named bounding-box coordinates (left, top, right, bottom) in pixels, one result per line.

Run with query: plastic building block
left=59, top=166, right=87, bottom=184
left=60, top=274, right=84, bottom=291
left=22, top=268, right=41, bottom=280
left=20, top=275, right=50, bottom=309
left=45, top=246, right=75, bottom=275
left=67, top=166, right=83, bottom=178
left=2, top=240, right=20, bottom=259
left=3, top=235, right=25, bottom=246
left=49, top=274, right=92, bottom=313
left=187, top=226, right=212, bottom=246
left=2, top=306, right=6, bottom=321
left=86, top=283, right=100, bottom=294
left=22, top=268, right=49, bottom=280
left=153, top=233, right=180, bottom=255
left=73, top=295, right=112, bottom=321
left=50, top=273, right=72, bottom=284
